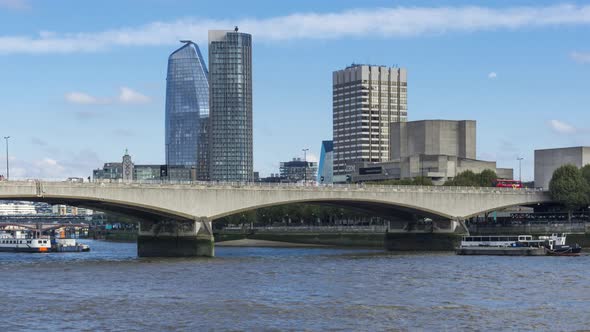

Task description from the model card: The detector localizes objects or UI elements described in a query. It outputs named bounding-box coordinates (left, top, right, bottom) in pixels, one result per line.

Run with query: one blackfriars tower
left=165, top=40, right=210, bottom=180
left=208, top=28, right=253, bottom=182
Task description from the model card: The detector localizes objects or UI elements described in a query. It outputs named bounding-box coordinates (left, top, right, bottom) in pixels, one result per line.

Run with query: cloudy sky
left=0, top=0, right=589, bottom=180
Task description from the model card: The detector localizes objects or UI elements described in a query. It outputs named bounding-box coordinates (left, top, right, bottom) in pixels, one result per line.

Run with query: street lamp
left=302, top=148, right=309, bottom=183
left=517, top=157, right=524, bottom=182
left=3, top=136, right=9, bottom=180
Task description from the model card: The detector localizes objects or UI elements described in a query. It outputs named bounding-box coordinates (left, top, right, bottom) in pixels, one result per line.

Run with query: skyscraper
left=165, top=41, right=210, bottom=180
left=332, top=64, right=407, bottom=176
left=208, top=28, right=253, bottom=182
left=317, top=140, right=334, bottom=184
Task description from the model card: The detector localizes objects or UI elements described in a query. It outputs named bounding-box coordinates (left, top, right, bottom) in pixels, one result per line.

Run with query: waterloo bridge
left=0, top=180, right=551, bottom=257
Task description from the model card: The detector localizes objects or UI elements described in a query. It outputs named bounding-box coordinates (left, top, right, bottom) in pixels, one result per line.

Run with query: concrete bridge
left=0, top=181, right=552, bottom=257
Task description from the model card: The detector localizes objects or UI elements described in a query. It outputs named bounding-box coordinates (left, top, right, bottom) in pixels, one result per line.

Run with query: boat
left=540, top=234, right=582, bottom=256
left=456, top=234, right=582, bottom=256
left=0, top=231, right=52, bottom=253
left=52, top=238, right=90, bottom=252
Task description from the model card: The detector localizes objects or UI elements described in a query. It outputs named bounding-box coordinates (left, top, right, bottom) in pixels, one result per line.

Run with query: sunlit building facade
left=208, top=29, right=253, bottom=182
left=333, top=64, right=407, bottom=176
left=165, top=41, right=210, bottom=180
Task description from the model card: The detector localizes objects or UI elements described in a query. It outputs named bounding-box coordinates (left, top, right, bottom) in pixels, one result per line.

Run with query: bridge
left=0, top=180, right=552, bottom=257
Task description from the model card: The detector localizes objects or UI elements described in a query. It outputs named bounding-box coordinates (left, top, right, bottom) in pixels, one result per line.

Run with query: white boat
left=0, top=231, right=51, bottom=253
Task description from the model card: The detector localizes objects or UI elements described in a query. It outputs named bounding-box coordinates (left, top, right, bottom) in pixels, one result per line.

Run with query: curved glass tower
left=165, top=41, right=210, bottom=180
left=208, top=30, right=253, bottom=182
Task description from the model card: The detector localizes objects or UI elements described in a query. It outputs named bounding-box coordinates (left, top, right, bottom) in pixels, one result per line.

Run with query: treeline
left=368, top=169, right=498, bottom=187
left=215, top=204, right=383, bottom=227
left=549, top=164, right=590, bottom=217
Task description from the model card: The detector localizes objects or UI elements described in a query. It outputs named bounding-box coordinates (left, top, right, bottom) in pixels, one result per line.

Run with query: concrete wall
left=391, top=120, right=476, bottom=160
left=534, top=147, right=590, bottom=189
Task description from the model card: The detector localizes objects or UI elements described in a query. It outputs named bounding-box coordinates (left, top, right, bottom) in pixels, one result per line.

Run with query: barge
left=456, top=234, right=581, bottom=256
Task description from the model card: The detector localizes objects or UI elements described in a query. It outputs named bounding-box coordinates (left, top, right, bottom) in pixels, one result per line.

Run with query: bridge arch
left=209, top=198, right=454, bottom=221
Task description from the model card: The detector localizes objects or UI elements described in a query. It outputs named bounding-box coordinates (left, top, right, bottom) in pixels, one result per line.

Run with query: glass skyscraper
left=317, top=140, right=334, bottom=184
left=208, top=29, right=253, bottom=182
left=165, top=41, right=210, bottom=180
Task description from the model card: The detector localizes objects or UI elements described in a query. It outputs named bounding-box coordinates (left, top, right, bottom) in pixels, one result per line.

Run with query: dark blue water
left=1, top=240, right=589, bottom=331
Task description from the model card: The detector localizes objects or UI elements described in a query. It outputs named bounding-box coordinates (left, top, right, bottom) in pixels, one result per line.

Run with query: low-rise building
left=280, top=158, right=318, bottom=183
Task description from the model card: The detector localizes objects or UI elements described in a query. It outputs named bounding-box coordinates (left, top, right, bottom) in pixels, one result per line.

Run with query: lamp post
left=302, top=148, right=309, bottom=183
left=517, top=157, right=524, bottom=182
left=3, top=136, right=9, bottom=180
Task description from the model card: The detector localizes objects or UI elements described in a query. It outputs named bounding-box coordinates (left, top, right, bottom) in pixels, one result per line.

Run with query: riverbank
left=216, top=239, right=328, bottom=247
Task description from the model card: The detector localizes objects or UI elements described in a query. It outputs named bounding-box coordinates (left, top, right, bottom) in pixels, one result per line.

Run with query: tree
left=444, top=170, right=478, bottom=186
left=581, top=164, right=590, bottom=187
left=478, top=169, right=498, bottom=187
left=549, top=164, right=590, bottom=220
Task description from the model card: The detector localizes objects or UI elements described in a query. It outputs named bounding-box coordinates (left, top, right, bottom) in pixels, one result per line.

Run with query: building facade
left=280, top=158, right=318, bottom=183
left=333, top=64, right=407, bottom=176
left=165, top=41, right=210, bottom=180
left=534, top=146, right=590, bottom=189
left=390, top=120, right=476, bottom=162
left=317, top=140, right=334, bottom=184
left=208, top=29, right=253, bottom=182
left=348, top=120, right=513, bottom=184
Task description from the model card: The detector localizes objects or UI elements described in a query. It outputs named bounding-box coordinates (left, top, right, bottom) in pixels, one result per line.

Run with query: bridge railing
left=1, top=179, right=546, bottom=194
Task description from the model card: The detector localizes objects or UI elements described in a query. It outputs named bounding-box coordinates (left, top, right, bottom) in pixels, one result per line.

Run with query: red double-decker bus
left=493, top=179, right=523, bottom=188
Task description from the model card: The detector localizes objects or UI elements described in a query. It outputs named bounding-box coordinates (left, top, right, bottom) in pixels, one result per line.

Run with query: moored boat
left=456, top=234, right=582, bottom=256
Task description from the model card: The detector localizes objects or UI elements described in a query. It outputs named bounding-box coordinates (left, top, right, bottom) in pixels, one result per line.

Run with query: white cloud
left=570, top=51, right=590, bottom=64
left=548, top=119, right=577, bottom=134
left=65, top=92, right=106, bottom=105
left=488, top=72, right=497, bottom=79
left=1, top=149, right=102, bottom=180
left=0, top=0, right=30, bottom=10
left=2, top=4, right=590, bottom=54
left=65, top=87, right=150, bottom=105
left=118, top=87, right=151, bottom=104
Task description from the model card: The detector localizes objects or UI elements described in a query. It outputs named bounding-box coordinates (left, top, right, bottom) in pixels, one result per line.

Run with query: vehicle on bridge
left=493, top=179, right=523, bottom=189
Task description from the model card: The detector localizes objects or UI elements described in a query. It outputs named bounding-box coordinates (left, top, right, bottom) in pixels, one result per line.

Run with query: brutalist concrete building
left=349, top=120, right=513, bottom=184
left=534, top=146, right=590, bottom=189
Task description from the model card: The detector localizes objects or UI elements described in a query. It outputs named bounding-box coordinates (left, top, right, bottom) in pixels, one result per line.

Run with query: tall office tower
left=332, top=64, right=407, bottom=176
left=208, top=28, right=253, bottom=182
left=165, top=40, right=210, bottom=180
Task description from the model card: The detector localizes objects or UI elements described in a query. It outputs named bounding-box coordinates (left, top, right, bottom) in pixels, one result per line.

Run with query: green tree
left=444, top=170, right=479, bottom=186
left=549, top=164, right=590, bottom=220
left=581, top=164, right=590, bottom=187
left=412, top=176, right=433, bottom=186
left=478, top=169, right=498, bottom=187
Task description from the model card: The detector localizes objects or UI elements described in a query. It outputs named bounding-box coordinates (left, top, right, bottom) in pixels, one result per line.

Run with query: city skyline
left=1, top=1, right=590, bottom=181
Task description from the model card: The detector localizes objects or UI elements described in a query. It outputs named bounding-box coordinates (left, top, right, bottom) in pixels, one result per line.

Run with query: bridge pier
left=137, top=217, right=214, bottom=257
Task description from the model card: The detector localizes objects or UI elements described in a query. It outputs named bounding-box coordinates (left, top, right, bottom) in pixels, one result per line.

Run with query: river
left=1, top=240, right=588, bottom=331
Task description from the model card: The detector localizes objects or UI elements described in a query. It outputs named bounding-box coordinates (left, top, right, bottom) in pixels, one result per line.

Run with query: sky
left=0, top=0, right=589, bottom=181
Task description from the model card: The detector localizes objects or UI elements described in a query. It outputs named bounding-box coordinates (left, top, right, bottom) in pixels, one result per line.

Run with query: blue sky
left=0, top=0, right=589, bottom=181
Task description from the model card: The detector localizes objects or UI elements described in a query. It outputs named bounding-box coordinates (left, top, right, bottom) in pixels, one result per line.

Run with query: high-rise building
left=208, top=28, right=253, bottom=182
left=165, top=41, right=210, bottom=180
left=317, top=140, right=334, bottom=184
left=332, top=64, right=407, bottom=176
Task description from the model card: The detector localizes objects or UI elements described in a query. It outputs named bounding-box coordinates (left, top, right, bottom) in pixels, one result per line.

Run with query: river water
left=1, top=240, right=589, bottom=331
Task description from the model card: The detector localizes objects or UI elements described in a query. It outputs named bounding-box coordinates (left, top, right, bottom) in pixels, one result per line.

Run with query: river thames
left=1, top=240, right=588, bottom=331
